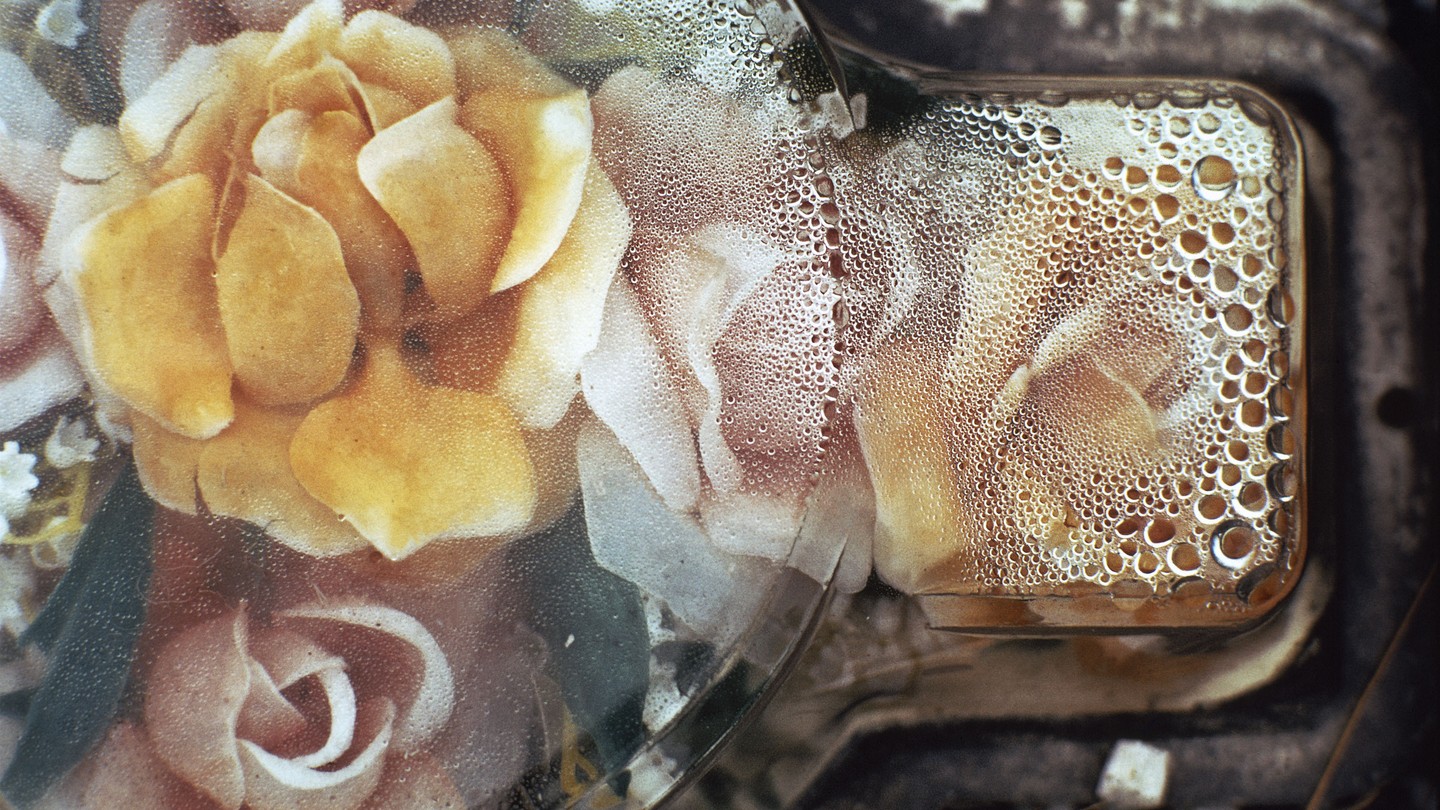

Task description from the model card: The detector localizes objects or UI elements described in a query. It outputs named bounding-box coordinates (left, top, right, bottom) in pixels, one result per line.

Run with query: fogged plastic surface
left=0, top=1, right=851, bottom=807
left=0, top=1, right=1303, bottom=808
left=825, top=70, right=1305, bottom=631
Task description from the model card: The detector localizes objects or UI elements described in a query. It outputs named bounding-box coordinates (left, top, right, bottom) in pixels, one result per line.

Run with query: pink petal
left=590, top=67, right=771, bottom=235
left=278, top=602, right=453, bottom=752
left=236, top=659, right=308, bottom=751
left=0, top=133, right=62, bottom=226
left=360, top=754, right=463, bottom=809
left=77, top=723, right=195, bottom=809
left=237, top=629, right=344, bottom=750
left=145, top=611, right=252, bottom=810
left=239, top=698, right=394, bottom=810
left=287, top=665, right=357, bottom=768
left=248, top=627, right=347, bottom=688
left=710, top=257, right=838, bottom=490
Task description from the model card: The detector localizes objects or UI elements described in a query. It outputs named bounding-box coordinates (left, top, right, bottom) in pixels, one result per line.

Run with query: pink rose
left=135, top=601, right=457, bottom=810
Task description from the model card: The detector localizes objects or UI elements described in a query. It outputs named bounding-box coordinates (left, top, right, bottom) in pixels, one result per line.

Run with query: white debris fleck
left=1058, top=0, right=1090, bottom=27
left=922, top=0, right=989, bottom=26
left=1096, top=739, right=1170, bottom=809
left=624, top=749, right=680, bottom=807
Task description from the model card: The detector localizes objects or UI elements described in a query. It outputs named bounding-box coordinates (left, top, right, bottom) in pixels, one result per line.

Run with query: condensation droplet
left=1193, top=155, right=1237, bottom=202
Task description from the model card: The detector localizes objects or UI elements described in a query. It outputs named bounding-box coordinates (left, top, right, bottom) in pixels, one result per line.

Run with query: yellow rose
left=45, top=0, right=631, bottom=559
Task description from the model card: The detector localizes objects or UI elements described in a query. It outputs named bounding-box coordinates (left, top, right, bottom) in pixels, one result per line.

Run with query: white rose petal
left=0, top=51, right=75, bottom=149
left=577, top=420, right=772, bottom=643
left=119, top=0, right=195, bottom=105
left=44, top=415, right=99, bottom=468
left=581, top=278, right=700, bottom=514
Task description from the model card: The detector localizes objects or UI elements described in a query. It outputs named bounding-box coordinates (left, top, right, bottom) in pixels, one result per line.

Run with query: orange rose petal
left=131, top=411, right=202, bottom=513
left=254, top=108, right=412, bottom=331
left=157, top=35, right=279, bottom=183
left=164, top=97, right=243, bottom=183
left=337, top=10, right=456, bottom=110
left=40, top=129, right=152, bottom=288
left=196, top=398, right=368, bottom=556
left=354, top=80, right=419, bottom=131
left=268, top=56, right=363, bottom=119
left=494, top=166, right=629, bottom=429
left=146, top=611, right=252, bottom=810
left=264, top=0, right=343, bottom=73
left=856, top=342, right=974, bottom=594
left=447, top=27, right=572, bottom=100
left=72, top=173, right=234, bottom=439
left=461, top=88, right=592, bottom=294
left=251, top=107, right=309, bottom=192
left=424, top=290, right=518, bottom=394
left=356, top=97, right=509, bottom=320
left=295, top=111, right=411, bottom=335
left=290, top=347, right=537, bottom=560
left=215, top=173, right=359, bottom=405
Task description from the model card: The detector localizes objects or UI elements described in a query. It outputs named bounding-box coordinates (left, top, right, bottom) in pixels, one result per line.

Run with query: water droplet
left=1193, top=155, right=1237, bottom=201
left=1213, top=522, right=1257, bottom=569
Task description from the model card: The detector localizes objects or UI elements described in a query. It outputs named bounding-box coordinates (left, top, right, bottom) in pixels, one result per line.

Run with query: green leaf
left=17, top=493, right=108, bottom=653
left=1, top=460, right=154, bottom=809
left=510, top=501, right=649, bottom=797
left=0, top=689, right=33, bottom=719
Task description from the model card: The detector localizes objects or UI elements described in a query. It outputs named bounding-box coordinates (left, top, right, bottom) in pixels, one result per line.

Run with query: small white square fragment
left=1096, top=740, right=1170, bottom=810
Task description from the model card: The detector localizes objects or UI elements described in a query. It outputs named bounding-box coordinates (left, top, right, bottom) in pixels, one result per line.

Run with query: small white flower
left=34, top=0, right=88, bottom=49
left=0, top=442, right=39, bottom=531
left=44, top=414, right=98, bottom=468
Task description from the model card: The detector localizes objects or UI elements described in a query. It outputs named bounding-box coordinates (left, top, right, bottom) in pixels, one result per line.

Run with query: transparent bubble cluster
left=575, top=0, right=849, bottom=508
left=830, top=86, right=1301, bottom=614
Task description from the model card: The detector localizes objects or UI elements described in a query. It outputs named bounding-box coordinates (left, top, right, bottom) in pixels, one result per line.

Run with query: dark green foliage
left=2, top=461, right=154, bottom=808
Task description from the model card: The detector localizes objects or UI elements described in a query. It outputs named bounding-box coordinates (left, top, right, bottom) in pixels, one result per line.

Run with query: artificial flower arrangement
left=1, top=0, right=857, bottom=805
left=0, top=0, right=1303, bottom=805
